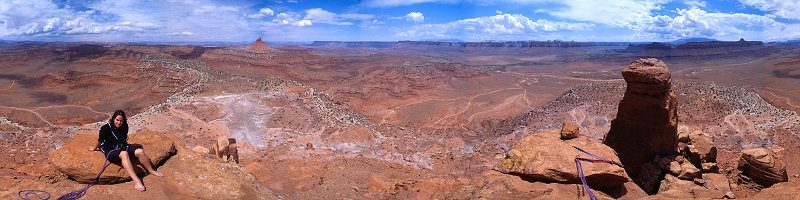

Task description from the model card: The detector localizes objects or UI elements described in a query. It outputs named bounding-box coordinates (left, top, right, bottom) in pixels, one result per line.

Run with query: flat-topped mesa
left=604, top=58, right=678, bottom=194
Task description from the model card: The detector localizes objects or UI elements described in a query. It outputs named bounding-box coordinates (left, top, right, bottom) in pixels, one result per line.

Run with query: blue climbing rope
left=573, top=146, right=624, bottom=200
left=573, top=146, right=624, bottom=168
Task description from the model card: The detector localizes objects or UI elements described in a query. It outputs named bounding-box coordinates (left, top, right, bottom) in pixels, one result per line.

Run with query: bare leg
left=120, top=152, right=145, bottom=191
left=134, top=148, right=163, bottom=177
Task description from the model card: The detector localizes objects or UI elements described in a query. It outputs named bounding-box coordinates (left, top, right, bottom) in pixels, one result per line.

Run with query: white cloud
left=273, top=12, right=306, bottom=26
left=405, top=12, right=424, bottom=23
left=396, top=13, right=593, bottom=40
left=632, top=7, right=785, bottom=40
left=531, top=0, right=670, bottom=28
left=0, top=0, right=158, bottom=37
left=248, top=8, right=275, bottom=19
left=684, top=0, right=706, bottom=7
left=738, top=0, right=800, bottom=20
left=302, top=8, right=374, bottom=25
left=297, top=19, right=312, bottom=26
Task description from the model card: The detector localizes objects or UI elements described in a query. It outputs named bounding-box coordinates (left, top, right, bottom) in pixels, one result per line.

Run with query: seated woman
left=87, top=110, right=163, bottom=191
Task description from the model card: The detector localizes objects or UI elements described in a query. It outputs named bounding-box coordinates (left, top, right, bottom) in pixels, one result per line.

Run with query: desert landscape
left=1, top=37, right=799, bottom=199
left=3, top=1, right=800, bottom=199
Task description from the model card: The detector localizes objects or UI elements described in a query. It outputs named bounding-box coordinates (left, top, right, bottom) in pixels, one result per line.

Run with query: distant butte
left=246, top=37, right=273, bottom=52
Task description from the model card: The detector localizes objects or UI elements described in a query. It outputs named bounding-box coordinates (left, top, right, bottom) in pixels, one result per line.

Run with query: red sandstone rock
left=738, top=147, right=788, bottom=187
left=49, top=129, right=176, bottom=184
left=604, top=58, right=678, bottom=193
left=687, top=131, right=717, bottom=165
left=677, top=162, right=701, bottom=180
left=747, top=179, right=800, bottom=199
left=451, top=170, right=619, bottom=199
left=497, top=129, right=629, bottom=189
left=560, top=121, right=580, bottom=140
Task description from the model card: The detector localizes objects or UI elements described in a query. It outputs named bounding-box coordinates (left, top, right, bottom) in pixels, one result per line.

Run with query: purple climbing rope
left=17, top=190, right=50, bottom=200
left=573, top=146, right=624, bottom=200
left=57, top=145, right=121, bottom=200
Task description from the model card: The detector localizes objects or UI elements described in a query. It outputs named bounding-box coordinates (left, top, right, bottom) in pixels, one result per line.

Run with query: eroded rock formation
left=246, top=37, right=273, bottom=52
left=604, top=58, right=678, bottom=193
left=210, top=136, right=239, bottom=163
left=738, top=147, right=788, bottom=187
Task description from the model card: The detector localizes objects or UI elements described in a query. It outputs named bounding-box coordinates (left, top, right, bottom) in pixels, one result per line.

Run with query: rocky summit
left=604, top=58, right=679, bottom=193
left=497, top=129, right=629, bottom=189
left=49, top=130, right=176, bottom=184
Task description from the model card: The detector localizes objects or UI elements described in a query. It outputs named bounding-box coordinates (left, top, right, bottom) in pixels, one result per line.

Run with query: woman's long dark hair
left=109, top=110, right=129, bottom=132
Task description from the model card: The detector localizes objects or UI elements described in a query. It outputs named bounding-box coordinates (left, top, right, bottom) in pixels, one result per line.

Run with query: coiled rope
left=17, top=190, right=49, bottom=200
left=573, top=146, right=624, bottom=200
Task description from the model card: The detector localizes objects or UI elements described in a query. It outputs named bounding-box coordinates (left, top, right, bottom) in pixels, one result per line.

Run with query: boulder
left=604, top=58, right=678, bottom=193
left=498, top=129, right=629, bottom=189
left=702, top=173, right=730, bottom=192
left=677, top=162, right=701, bottom=180
left=656, top=174, right=727, bottom=199
left=49, top=129, right=177, bottom=184
left=668, top=161, right=682, bottom=175
left=560, top=121, right=579, bottom=140
left=701, top=162, right=718, bottom=173
left=738, top=147, right=788, bottom=187
left=657, top=174, right=699, bottom=199
left=451, top=170, right=619, bottom=200
left=687, top=131, right=716, bottom=165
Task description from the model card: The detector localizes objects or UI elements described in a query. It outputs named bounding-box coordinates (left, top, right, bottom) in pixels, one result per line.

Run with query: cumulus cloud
left=0, top=0, right=158, bottom=37
left=405, top=12, right=424, bottom=23
left=738, top=0, right=800, bottom=20
left=396, top=13, right=593, bottom=40
left=0, top=0, right=261, bottom=41
left=248, top=8, right=275, bottom=19
left=632, top=7, right=784, bottom=40
left=273, top=12, right=308, bottom=26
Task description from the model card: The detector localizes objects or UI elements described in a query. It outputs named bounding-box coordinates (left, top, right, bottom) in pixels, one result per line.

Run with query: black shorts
left=102, top=144, right=143, bottom=163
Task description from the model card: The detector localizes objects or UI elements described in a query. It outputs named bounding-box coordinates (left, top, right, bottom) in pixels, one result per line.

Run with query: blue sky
left=1, top=0, right=799, bottom=42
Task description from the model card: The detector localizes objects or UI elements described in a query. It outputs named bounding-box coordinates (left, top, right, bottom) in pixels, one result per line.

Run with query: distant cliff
left=624, top=39, right=765, bottom=57
left=309, top=41, right=396, bottom=48
left=309, top=40, right=629, bottom=49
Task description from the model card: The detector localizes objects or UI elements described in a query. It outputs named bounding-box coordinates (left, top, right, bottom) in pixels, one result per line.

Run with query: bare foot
left=135, top=182, right=146, bottom=191
left=149, top=170, right=164, bottom=177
